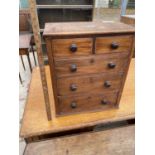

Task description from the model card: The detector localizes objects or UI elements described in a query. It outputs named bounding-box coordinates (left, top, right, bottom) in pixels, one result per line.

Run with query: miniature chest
left=43, top=21, right=134, bottom=116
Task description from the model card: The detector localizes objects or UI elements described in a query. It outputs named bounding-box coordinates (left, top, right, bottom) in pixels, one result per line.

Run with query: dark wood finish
left=24, top=125, right=135, bottom=155
left=44, top=22, right=134, bottom=116
left=54, top=52, right=129, bottom=77
left=52, top=38, right=93, bottom=57
left=121, top=15, right=135, bottom=26
left=120, top=15, right=135, bottom=58
left=20, top=59, right=135, bottom=139
left=57, top=92, right=118, bottom=115
left=95, top=35, right=133, bottom=54
left=43, top=21, right=134, bottom=36
left=19, top=9, right=31, bottom=32
left=57, top=73, right=122, bottom=96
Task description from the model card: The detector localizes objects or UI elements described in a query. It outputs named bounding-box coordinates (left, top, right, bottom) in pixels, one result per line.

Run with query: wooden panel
left=20, top=59, right=134, bottom=138
left=24, top=125, right=135, bottom=155
left=95, top=35, right=133, bottom=54
left=52, top=38, right=93, bottom=57
left=121, top=15, right=135, bottom=26
left=54, top=52, right=129, bottom=77
left=57, top=92, right=118, bottom=115
left=19, top=9, right=30, bottom=32
left=57, top=73, right=123, bottom=96
left=43, top=22, right=135, bottom=37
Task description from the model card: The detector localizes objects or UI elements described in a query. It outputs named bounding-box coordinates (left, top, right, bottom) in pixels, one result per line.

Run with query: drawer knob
left=70, top=84, right=77, bottom=91
left=70, top=102, right=77, bottom=109
left=70, top=64, right=77, bottom=72
left=70, top=44, right=77, bottom=52
left=104, top=81, right=111, bottom=88
left=111, top=42, right=119, bottom=49
left=108, top=62, right=116, bottom=69
left=101, top=99, right=108, bottom=105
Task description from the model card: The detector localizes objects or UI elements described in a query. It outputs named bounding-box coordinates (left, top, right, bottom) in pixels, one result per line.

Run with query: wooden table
left=19, top=33, right=32, bottom=72
left=24, top=125, right=135, bottom=155
left=121, top=15, right=135, bottom=26
left=20, top=59, right=135, bottom=142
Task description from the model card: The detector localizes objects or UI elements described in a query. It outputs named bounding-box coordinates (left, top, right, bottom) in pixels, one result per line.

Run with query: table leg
left=19, top=73, right=22, bottom=84
left=31, top=45, right=37, bottom=66
left=20, top=55, right=26, bottom=71
left=27, top=53, right=32, bottom=72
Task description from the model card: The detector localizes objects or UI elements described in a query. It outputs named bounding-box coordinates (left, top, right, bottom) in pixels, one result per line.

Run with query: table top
left=43, top=21, right=134, bottom=37
left=20, top=59, right=135, bottom=138
left=24, top=125, right=135, bottom=155
left=121, top=15, right=135, bottom=26
left=121, top=15, right=135, bottom=19
left=19, top=33, right=32, bottom=49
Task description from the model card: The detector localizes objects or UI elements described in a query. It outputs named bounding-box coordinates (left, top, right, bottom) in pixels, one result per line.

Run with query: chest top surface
left=43, top=21, right=135, bottom=37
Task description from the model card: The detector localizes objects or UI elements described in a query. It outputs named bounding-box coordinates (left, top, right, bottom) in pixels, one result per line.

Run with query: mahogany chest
left=43, top=21, right=135, bottom=116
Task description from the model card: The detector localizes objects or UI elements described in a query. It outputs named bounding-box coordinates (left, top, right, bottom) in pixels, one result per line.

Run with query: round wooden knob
left=101, top=99, right=108, bottom=105
left=104, top=81, right=111, bottom=88
left=108, top=62, right=116, bottom=69
left=70, top=44, right=77, bottom=52
left=70, top=102, right=77, bottom=109
left=70, top=64, right=77, bottom=72
left=70, top=84, right=77, bottom=91
left=111, top=42, right=119, bottom=49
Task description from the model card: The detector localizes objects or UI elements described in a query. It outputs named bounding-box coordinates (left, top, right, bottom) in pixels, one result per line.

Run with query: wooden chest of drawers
left=44, top=22, right=135, bottom=116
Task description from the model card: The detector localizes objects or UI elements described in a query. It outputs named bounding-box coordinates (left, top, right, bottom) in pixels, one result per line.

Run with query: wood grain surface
left=24, top=125, right=135, bottom=155
left=20, top=59, right=134, bottom=138
left=95, top=35, right=133, bottom=54
left=121, top=15, right=135, bottom=26
left=57, top=92, right=118, bottom=116
left=57, top=72, right=123, bottom=96
left=52, top=38, right=93, bottom=57
left=43, top=21, right=134, bottom=36
left=54, top=52, right=129, bottom=78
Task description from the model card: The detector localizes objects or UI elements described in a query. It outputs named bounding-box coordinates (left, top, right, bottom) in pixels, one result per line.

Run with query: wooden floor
left=24, top=125, right=135, bottom=155
left=20, top=59, right=134, bottom=139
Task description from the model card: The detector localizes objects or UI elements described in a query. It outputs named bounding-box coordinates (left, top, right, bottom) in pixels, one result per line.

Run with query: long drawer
left=57, top=73, right=123, bottom=96
left=57, top=92, right=118, bottom=115
left=95, top=35, right=133, bottom=54
left=54, top=52, right=129, bottom=78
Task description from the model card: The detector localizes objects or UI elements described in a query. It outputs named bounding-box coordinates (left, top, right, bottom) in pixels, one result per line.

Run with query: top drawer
left=52, top=38, right=93, bottom=57
left=95, top=35, right=133, bottom=54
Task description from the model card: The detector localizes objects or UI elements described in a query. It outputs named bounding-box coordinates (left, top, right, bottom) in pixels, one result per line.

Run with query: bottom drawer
left=56, top=92, right=118, bottom=116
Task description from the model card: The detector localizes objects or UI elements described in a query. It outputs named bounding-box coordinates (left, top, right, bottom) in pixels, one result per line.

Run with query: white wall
left=95, top=0, right=109, bottom=8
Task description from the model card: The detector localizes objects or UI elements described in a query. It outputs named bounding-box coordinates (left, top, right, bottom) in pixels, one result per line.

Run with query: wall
left=20, top=0, right=28, bottom=8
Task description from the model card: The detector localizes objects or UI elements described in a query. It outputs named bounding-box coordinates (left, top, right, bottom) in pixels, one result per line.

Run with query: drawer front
left=54, top=52, right=129, bottom=78
left=57, top=73, right=123, bottom=96
left=95, top=35, right=133, bottom=54
left=57, top=92, right=118, bottom=115
left=52, top=38, right=93, bottom=57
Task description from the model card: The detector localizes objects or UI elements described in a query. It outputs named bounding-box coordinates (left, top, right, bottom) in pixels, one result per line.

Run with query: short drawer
left=95, top=35, right=133, bottom=54
left=54, top=52, right=129, bottom=78
left=57, top=73, right=123, bottom=96
left=52, top=38, right=93, bottom=57
left=56, top=92, right=118, bottom=115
